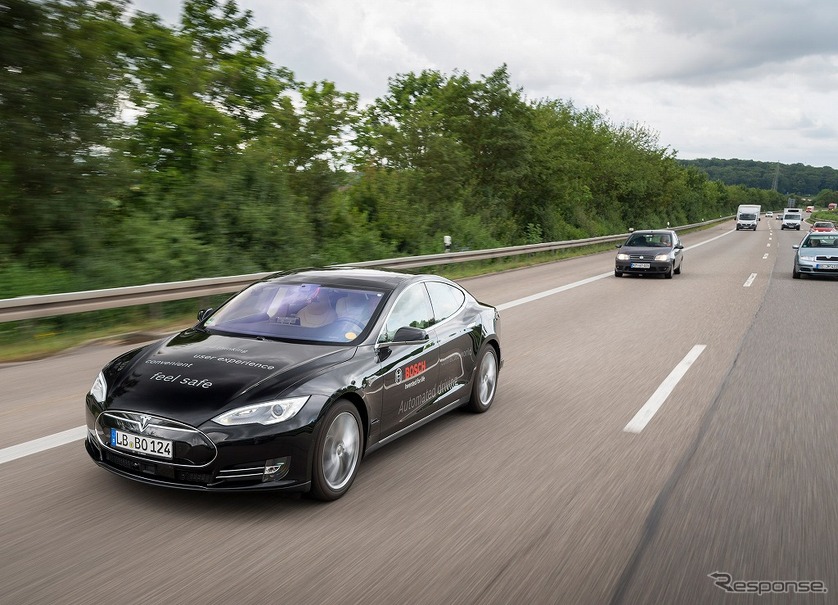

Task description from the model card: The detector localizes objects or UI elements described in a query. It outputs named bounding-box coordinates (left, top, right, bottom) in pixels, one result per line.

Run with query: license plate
left=110, top=428, right=173, bottom=459
left=816, top=263, right=838, bottom=270
left=631, top=262, right=651, bottom=269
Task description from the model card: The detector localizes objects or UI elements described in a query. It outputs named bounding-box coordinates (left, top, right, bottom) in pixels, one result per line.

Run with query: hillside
left=679, top=159, right=838, bottom=196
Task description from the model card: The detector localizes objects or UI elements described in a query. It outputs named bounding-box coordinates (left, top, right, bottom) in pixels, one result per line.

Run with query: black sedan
left=615, top=229, right=684, bottom=278
left=85, top=268, right=502, bottom=501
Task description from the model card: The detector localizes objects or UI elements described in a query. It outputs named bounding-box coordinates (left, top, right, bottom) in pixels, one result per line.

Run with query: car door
left=376, top=283, right=440, bottom=440
left=425, top=281, right=475, bottom=408
left=672, top=233, right=684, bottom=268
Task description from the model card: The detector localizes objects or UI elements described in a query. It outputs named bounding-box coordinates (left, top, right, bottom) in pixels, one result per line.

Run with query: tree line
left=1, top=0, right=785, bottom=298
left=681, top=158, right=838, bottom=198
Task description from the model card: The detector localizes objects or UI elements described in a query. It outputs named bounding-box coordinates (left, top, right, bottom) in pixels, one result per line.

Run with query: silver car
left=792, top=233, right=838, bottom=279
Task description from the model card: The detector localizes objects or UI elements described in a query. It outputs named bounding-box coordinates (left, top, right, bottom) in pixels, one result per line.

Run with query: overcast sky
left=136, top=0, right=837, bottom=168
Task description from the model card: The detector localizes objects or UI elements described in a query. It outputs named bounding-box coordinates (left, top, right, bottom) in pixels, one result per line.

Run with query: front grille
left=96, top=411, right=217, bottom=466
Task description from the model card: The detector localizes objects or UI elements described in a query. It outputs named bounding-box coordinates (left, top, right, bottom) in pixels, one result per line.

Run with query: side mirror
left=792, top=245, right=800, bottom=250
left=615, top=243, right=622, bottom=249
left=391, top=326, right=429, bottom=343
left=197, top=308, right=213, bottom=322
left=675, top=243, right=684, bottom=249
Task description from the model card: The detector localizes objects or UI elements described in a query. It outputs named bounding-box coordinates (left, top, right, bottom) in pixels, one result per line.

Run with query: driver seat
left=297, top=300, right=336, bottom=327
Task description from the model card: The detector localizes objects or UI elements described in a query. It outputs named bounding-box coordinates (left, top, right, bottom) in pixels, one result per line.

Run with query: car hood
left=618, top=246, right=671, bottom=257
left=798, top=247, right=838, bottom=257
left=102, top=328, right=356, bottom=425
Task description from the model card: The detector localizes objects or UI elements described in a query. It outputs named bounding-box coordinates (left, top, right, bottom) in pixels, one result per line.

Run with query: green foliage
left=681, top=158, right=838, bottom=196
left=0, top=0, right=811, bottom=304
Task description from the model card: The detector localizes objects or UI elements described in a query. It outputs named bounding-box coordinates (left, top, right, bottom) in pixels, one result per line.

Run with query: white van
left=736, top=204, right=761, bottom=230
left=781, top=213, right=802, bottom=230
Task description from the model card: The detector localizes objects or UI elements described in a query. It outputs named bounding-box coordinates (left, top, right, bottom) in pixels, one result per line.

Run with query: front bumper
left=795, top=260, right=838, bottom=277
left=85, top=408, right=317, bottom=492
left=615, top=260, right=674, bottom=275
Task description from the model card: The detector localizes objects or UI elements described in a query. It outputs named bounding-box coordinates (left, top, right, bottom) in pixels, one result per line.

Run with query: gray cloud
left=132, top=0, right=838, bottom=166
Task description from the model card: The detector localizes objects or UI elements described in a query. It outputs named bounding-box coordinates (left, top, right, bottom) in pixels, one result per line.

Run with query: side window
left=426, top=281, right=465, bottom=323
left=378, top=284, right=435, bottom=342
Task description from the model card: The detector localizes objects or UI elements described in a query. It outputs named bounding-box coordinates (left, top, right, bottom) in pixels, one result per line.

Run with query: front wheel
left=793, top=266, right=801, bottom=279
left=615, top=270, right=623, bottom=277
left=674, top=261, right=681, bottom=275
left=664, top=266, right=673, bottom=279
left=310, top=400, right=362, bottom=501
left=466, top=346, right=498, bottom=413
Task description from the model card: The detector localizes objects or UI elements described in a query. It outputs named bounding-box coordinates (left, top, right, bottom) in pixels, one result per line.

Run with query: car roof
left=629, top=229, right=676, bottom=235
left=262, top=267, right=429, bottom=291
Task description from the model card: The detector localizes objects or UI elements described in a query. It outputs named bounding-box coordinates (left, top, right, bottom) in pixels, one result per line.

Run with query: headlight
left=212, top=396, right=310, bottom=426
left=616, top=253, right=629, bottom=260
left=799, top=255, right=816, bottom=261
left=90, top=372, right=107, bottom=404
left=654, top=253, right=670, bottom=261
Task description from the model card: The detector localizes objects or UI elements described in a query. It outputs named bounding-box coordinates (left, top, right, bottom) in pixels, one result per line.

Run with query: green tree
left=0, top=0, right=130, bottom=266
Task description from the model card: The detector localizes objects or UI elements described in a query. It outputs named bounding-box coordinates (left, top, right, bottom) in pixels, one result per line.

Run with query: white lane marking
left=763, top=253, right=769, bottom=259
left=743, top=273, right=757, bottom=287
left=0, top=426, right=87, bottom=464
left=624, top=345, right=707, bottom=433
left=498, top=273, right=611, bottom=310
left=3, top=229, right=738, bottom=464
left=767, top=243, right=771, bottom=247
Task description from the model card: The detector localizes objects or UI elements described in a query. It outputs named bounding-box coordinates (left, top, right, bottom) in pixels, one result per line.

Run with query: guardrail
left=0, top=217, right=730, bottom=323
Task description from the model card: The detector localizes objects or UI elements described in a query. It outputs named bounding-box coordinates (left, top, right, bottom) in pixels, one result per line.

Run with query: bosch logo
left=403, top=360, right=426, bottom=380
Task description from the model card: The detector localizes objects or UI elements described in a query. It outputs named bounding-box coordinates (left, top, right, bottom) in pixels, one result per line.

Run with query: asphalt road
left=1, top=219, right=835, bottom=604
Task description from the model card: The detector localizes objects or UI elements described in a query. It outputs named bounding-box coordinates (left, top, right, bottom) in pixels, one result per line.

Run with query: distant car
left=615, top=229, right=684, bottom=279
left=810, top=221, right=836, bottom=232
left=806, top=205, right=815, bottom=212
left=766, top=211, right=774, bottom=218
left=792, top=233, right=838, bottom=279
left=781, top=214, right=802, bottom=230
left=775, top=213, right=782, bottom=220
left=84, top=267, right=502, bottom=501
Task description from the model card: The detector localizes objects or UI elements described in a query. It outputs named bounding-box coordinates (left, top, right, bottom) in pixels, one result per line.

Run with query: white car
left=766, top=211, right=774, bottom=218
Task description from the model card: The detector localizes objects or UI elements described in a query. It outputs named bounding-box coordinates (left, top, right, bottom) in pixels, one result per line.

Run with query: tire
left=466, top=346, right=499, bottom=413
left=309, top=400, right=362, bottom=501
left=664, top=266, right=673, bottom=279
left=674, top=261, right=681, bottom=275
left=615, top=270, right=623, bottom=277
left=793, top=265, right=801, bottom=279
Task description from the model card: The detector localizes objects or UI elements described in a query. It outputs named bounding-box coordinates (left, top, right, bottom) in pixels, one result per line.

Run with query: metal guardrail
left=0, top=217, right=730, bottom=323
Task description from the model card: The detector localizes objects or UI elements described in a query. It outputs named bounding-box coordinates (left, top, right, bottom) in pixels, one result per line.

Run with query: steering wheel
left=335, top=317, right=365, bottom=332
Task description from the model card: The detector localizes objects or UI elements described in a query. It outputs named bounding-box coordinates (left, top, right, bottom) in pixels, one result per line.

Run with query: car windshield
left=803, top=237, right=837, bottom=248
left=625, top=234, right=671, bottom=247
left=204, top=282, right=385, bottom=343
left=814, top=222, right=834, bottom=228
left=739, top=213, right=756, bottom=220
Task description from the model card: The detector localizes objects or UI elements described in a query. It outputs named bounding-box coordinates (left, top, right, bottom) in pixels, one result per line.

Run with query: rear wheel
left=466, top=346, right=498, bottom=413
left=309, top=400, right=362, bottom=501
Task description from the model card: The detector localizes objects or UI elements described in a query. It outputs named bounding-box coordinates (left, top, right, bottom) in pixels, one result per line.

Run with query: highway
left=1, top=218, right=836, bottom=604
